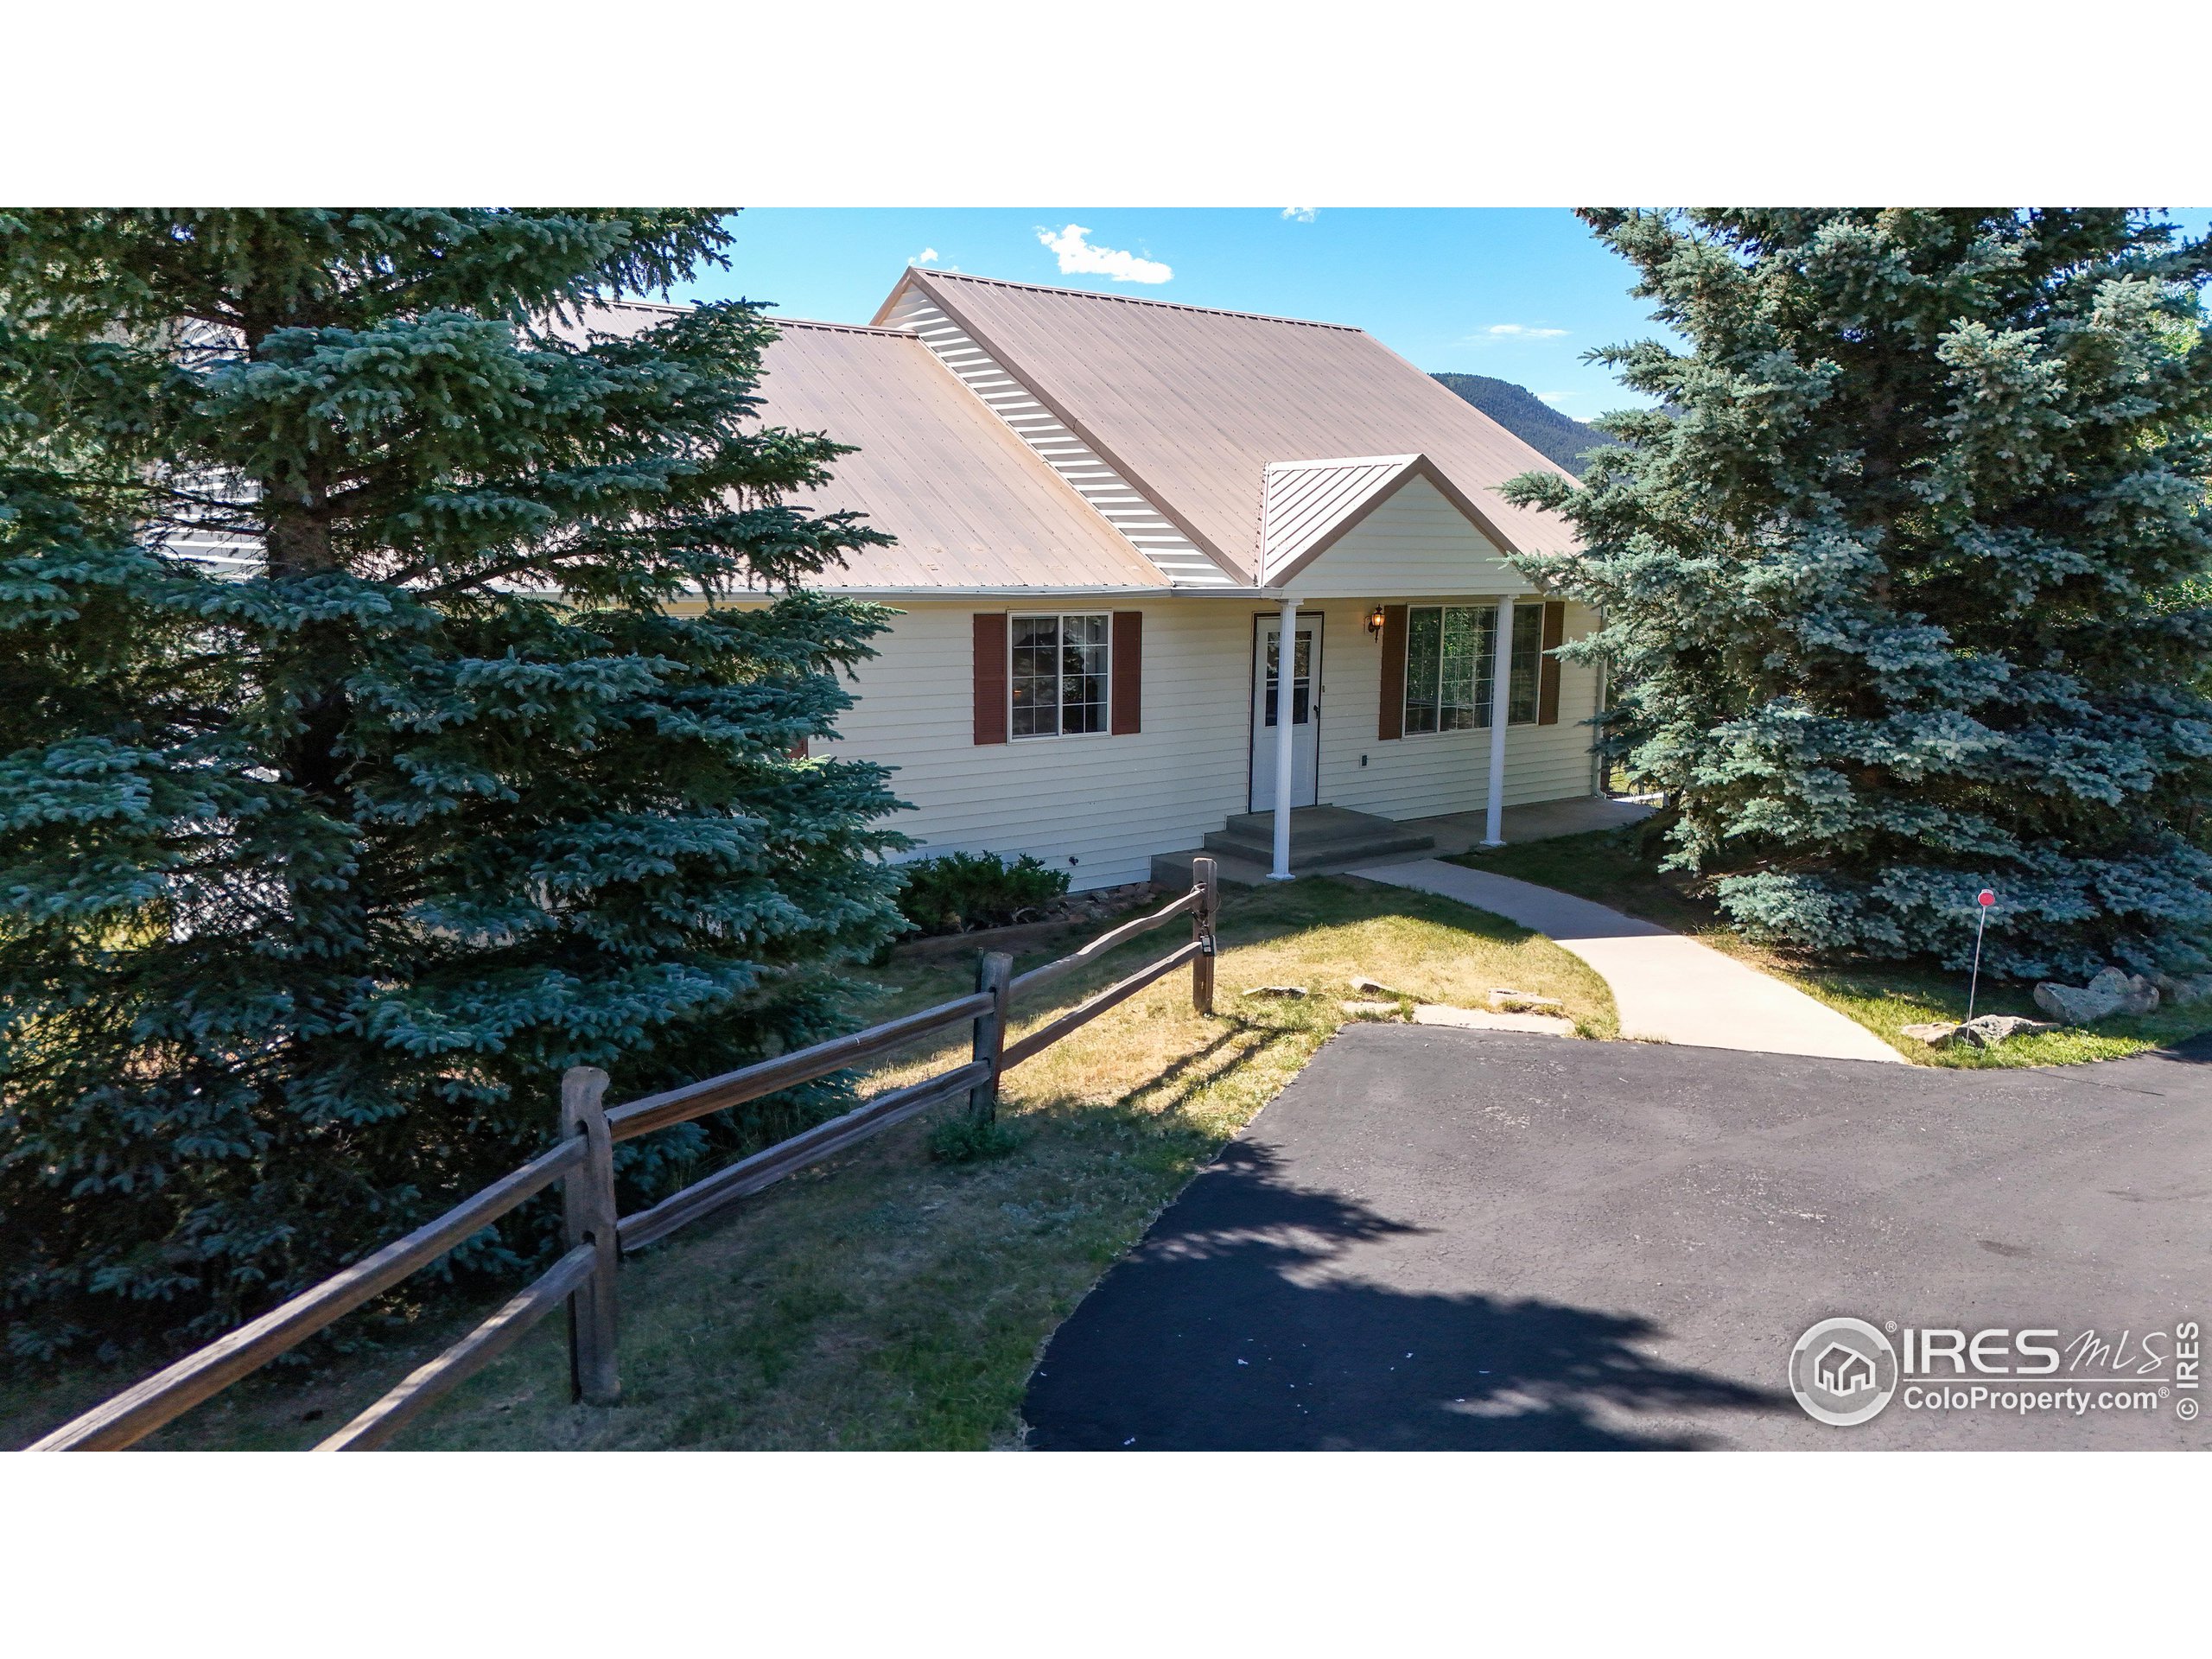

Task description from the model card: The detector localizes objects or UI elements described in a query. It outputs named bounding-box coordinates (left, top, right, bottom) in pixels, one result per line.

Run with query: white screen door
left=1250, top=614, right=1321, bottom=813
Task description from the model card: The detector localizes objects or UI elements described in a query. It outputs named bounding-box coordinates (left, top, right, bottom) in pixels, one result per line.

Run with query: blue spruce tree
left=1506, top=209, right=2212, bottom=981
left=0, top=211, right=908, bottom=1354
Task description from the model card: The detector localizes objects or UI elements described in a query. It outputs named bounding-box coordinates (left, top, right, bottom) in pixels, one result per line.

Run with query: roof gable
left=1257, top=453, right=1517, bottom=588
left=1260, top=454, right=1420, bottom=584
left=879, top=269, right=1578, bottom=582
left=876, top=280, right=1238, bottom=588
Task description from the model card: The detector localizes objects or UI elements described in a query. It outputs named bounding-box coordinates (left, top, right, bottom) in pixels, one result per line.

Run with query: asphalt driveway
left=1023, top=1024, right=2210, bottom=1449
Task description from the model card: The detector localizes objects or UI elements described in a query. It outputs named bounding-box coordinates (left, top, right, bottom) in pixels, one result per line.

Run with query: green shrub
left=896, top=851, right=1069, bottom=937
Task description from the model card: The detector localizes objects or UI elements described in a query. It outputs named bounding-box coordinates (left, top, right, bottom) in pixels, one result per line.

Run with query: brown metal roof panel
left=1262, top=457, right=1414, bottom=562
left=902, top=270, right=1579, bottom=568
left=569, top=306, right=1167, bottom=591
left=753, top=321, right=1170, bottom=589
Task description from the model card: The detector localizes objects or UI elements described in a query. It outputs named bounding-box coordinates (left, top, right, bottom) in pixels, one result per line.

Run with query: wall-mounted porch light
left=1364, top=603, right=1387, bottom=636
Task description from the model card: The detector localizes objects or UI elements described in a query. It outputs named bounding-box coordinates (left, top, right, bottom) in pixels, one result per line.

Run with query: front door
left=1250, top=613, right=1321, bottom=813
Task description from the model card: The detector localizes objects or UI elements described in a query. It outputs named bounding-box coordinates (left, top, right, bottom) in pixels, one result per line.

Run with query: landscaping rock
left=1241, top=984, right=1308, bottom=999
left=1411, top=1004, right=1576, bottom=1038
left=1903, top=1014, right=2051, bottom=1050
left=2087, top=967, right=2160, bottom=1015
left=2034, top=966, right=2158, bottom=1026
left=1350, top=975, right=1408, bottom=999
left=2034, top=982, right=2120, bottom=1025
left=2155, top=973, right=2212, bottom=1007
left=1489, top=988, right=1565, bottom=1013
left=1954, top=1014, right=2054, bottom=1048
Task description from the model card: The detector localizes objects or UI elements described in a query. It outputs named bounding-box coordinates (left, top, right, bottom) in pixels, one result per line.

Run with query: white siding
left=819, top=600, right=1252, bottom=889
left=881, top=287, right=1235, bottom=589
left=1282, top=473, right=1528, bottom=600
left=811, top=594, right=1600, bottom=890
left=1303, top=596, right=1602, bottom=819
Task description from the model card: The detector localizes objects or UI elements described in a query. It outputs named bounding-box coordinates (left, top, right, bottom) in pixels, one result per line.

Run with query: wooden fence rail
left=31, top=856, right=1218, bottom=1452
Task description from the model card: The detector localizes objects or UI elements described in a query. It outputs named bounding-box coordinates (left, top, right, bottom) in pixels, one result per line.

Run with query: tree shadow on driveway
left=1024, top=1141, right=1789, bottom=1450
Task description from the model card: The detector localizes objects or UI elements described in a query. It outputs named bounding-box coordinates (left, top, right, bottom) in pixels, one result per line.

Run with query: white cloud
left=911, top=247, right=939, bottom=265
left=1035, top=223, right=1173, bottom=284
left=1537, top=391, right=1575, bottom=405
left=1484, top=323, right=1569, bottom=339
left=1281, top=207, right=1317, bottom=222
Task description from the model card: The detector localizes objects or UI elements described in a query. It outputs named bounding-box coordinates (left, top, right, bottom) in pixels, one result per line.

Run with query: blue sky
left=674, top=208, right=2212, bottom=429
left=673, top=209, right=1676, bottom=424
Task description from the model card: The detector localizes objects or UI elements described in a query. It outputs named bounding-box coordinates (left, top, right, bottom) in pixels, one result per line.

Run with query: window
left=1010, top=613, right=1110, bottom=738
left=1402, top=604, right=1495, bottom=734
left=1508, top=603, right=1543, bottom=726
left=1400, top=603, right=1545, bottom=734
left=1263, top=627, right=1313, bottom=727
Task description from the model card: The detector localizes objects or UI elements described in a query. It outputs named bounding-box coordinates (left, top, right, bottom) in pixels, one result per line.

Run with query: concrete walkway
left=1355, top=859, right=1904, bottom=1065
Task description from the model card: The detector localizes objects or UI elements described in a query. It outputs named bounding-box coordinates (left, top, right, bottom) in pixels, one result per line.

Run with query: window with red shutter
left=1110, top=612, right=1141, bottom=734
left=973, top=613, right=1007, bottom=745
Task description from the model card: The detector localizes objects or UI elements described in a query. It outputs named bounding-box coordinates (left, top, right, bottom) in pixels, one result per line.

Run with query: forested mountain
left=1432, top=372, right=1618, bottom=476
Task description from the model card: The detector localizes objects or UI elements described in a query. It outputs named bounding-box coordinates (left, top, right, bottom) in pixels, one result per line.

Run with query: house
left=594, top=270, right=1605, bottom=892
left=1815, top=1343, right=1878, bottom=1397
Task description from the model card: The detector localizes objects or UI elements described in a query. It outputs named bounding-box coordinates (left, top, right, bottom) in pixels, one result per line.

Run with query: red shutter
left=1110, top=611, right=1142, bottom=735
left=1377, top=604, right=1408, bottom=741
left=1536, top=601, right=1566, bottom=726
left=973, top=613, right=1007, bottom=745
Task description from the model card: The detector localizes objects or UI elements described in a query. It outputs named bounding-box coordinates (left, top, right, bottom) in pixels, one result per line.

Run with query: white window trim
left=1504, top=602, right=1545, bottom=728
left=1008, top=610, right=1115, bottom=742
left=1399, top=600, right=1542, bottom=737
left=1397, top=601, right=1503, bottom=739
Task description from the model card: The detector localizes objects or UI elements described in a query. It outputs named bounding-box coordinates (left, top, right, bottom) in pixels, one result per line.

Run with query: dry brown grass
left=2, top=876, right=1612, bottom=1452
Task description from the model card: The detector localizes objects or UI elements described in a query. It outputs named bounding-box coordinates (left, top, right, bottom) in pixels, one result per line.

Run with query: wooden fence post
left=560, top=1066, right=621, bottom=1407
left=970, top=950, right=1014, bottom=1121
left=1192, top=856, right=1218, bottom=1016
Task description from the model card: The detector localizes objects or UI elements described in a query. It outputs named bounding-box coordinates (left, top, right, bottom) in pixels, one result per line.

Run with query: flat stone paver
left=1355, top=858, right=1904, bottom=1064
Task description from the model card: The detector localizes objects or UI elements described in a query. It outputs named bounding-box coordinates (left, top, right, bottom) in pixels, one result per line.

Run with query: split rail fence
left=30, top=859, right=1218, bottom=1452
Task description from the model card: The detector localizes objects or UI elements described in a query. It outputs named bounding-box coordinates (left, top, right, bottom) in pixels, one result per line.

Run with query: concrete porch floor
left=1400, top=794, right=1656, bottom=861
left=1151, top=794, right=1655, bottom=887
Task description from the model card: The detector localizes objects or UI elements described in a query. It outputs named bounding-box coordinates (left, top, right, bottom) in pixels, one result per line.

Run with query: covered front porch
left=1150, top=795, right=1654, bottom=887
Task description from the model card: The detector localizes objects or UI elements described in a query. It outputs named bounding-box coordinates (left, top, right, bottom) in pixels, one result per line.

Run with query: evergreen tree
left=1505, top=209, right=2212, bottom=981
left=0, top=210, right=908, bottom=1354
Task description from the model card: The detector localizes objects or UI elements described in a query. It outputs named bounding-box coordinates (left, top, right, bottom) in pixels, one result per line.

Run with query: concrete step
left=1223, top=806, right=1410, bottom=841
left=1203, top=806, right=1434, bottom=872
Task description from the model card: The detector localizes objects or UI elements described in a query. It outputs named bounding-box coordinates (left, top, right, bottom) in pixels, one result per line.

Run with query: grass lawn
left=3, top=876, right=1612, bottom=1452
left=1453, top=828, right=2212, bottom=1068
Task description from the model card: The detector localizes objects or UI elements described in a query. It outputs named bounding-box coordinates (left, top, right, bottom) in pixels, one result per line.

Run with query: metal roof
left=876, top=269, right=1580, bottom=582
left=1258, top=455, right=1423, bottom=585
left=568, top=303, right=1167, bottom=591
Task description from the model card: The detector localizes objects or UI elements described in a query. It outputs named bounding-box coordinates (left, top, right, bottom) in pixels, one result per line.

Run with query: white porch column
left=1269, top=594, right=1300, bottom=880
left=1483, top=594, right=1515, bottom=847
